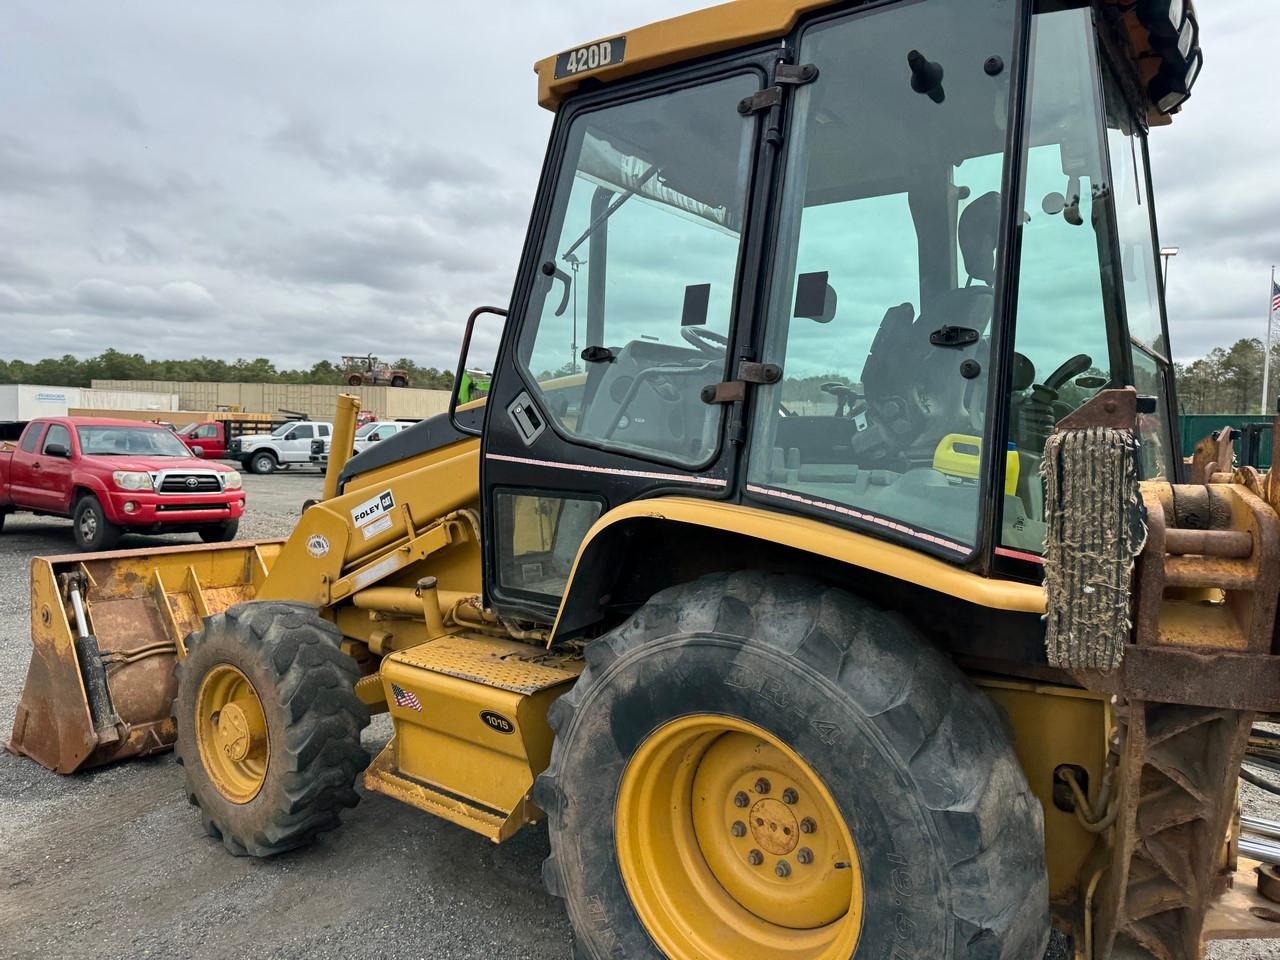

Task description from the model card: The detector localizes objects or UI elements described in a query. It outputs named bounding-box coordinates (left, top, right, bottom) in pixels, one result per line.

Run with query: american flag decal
left=390, top=682, right=422, bottom=712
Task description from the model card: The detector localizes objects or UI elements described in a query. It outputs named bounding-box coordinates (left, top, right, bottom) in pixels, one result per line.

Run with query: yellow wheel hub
left=195, top=664, right=269, bottom=804
left=616, top=715, right=863, bottom=960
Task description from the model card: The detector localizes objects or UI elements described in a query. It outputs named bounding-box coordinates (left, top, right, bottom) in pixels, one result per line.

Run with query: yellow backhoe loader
left=10, top=1, right=1271, bottom=957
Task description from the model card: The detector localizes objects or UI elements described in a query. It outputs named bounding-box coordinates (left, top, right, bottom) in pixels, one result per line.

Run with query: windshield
left=270, top=423, right=295, bottom=437
left=746, top=0, right=1017, bottom=555
left=77, top=425, right=193, bottom=457
left=355, top=423, right=379, bottom=439
left=176, top=423, right=199, bottom=436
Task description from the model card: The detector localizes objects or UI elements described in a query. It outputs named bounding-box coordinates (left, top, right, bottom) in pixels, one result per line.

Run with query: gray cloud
left=269, top=116, right=498, bottom=193
left=74, top=278, right=219, bottom=317
left=0, top=0, right=1273, bottom=380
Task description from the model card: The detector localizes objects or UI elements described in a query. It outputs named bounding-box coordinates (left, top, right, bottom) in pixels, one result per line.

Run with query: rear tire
left=535, top=572, right=1049, bottom=960
left=390, top=376, right=408, bottom=388
left=249, top=451, right=277, bottom=475
left=199, top=519, right=240, bottom=543
left=347, top=374, right=363, bottom=386
left=72, top=494, right=120, bottom=551
left=175, top=602, right=370, bottom=857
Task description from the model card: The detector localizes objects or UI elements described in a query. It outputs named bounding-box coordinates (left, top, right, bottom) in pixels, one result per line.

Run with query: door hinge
left=701, top=361, right=783, bottom=405
left=736, top=62, right=819, bottom=115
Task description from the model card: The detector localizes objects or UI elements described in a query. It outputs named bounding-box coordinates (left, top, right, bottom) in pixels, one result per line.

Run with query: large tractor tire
left=535, top=572, right=1048, bottom=960
left=175, top=602, right=370, bottom=857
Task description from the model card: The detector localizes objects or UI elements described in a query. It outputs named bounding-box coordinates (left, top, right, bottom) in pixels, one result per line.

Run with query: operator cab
left=470, top=0, right=1194, bottom=618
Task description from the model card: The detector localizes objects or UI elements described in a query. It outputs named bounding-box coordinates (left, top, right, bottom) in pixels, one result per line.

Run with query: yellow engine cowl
left=366, top=633, right=580, bottom=842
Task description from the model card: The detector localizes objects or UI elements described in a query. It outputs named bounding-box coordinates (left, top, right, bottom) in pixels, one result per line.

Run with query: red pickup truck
left=0, top=417, right=246, bottom=551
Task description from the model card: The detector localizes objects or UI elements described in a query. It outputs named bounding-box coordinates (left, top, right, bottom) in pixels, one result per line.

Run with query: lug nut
left=754, top=777, right=771, bottom=794
left=731, top=821, right=746, bottom=838
left=797, top=847, right=814, bottom=865
left=747, top=849, right=764, bottom=866
left=782, top=788, right=798, bottom=804
left=800, top=817, right=817, bottom=834
left=775, top=860, right=792, bottom=878
left=734, top=791, right=750, bottom=808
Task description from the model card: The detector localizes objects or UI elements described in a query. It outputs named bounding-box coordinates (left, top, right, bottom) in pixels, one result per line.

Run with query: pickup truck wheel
left=390, top=376, right=408, bottom=388
left=249, top=451, right=277, bottom=475
left=347, top=374, right=363, bottom=386
left=199, top=519, right=240, bottom=543
left=73, top=495, right=121, bottom=551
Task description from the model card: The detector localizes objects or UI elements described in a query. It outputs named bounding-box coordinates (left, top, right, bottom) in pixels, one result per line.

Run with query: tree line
left=3, top=340, right=1277, bottom=415
left=1174, top=338, right=1280, bottom=416
left=0, top=350, right=456, bottom=390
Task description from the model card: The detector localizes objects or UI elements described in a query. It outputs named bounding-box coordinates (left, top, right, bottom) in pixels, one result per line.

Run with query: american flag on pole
left=1273, top=280, right=1280, bottom=315
left=390, top=682, right=422, bottom=712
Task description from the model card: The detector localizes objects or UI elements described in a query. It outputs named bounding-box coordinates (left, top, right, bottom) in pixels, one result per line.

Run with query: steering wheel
left=681, top=326, right=729, bottom=355
left=1041, top=353, right=1093, bottom=393
left=820, top=381, right=864, bottom=419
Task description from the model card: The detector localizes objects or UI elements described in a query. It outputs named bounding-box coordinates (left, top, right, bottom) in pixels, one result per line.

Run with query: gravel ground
left=0, top=473, right=571, bottom=960
left=0, top=471, right=1272, bottom=958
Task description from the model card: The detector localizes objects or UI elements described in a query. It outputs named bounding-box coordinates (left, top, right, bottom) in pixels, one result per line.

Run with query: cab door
left=480, top=49, right=777, bottom=620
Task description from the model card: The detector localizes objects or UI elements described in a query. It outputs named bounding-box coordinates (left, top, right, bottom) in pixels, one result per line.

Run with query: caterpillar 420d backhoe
left=12, top=1, right=1271, bottom=958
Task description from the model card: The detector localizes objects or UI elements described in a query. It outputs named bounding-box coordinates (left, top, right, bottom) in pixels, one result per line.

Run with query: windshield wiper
left=561, top=163, right=661, bottom=261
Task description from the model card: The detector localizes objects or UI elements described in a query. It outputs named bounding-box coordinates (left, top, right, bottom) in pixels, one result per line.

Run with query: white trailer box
left=0, top=384, right=179, bottom=421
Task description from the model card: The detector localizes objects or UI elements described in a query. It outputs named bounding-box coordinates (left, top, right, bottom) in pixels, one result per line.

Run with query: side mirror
left=449, top=305, right=508, bottom=437
left=192, top=445, right=205, bottom=457
left=44, top=443, right=69, bottom=458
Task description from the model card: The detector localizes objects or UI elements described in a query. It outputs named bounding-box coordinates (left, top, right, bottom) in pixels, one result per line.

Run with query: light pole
left=1160, top=246, right=1179, bottom=288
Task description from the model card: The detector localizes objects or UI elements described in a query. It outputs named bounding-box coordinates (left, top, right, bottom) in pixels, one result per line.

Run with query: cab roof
left=534, top=0, right=1200, bottom=125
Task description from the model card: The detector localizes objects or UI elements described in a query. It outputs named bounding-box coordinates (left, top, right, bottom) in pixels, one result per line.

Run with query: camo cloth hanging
left=1041, top=426, right=1147, bottom=670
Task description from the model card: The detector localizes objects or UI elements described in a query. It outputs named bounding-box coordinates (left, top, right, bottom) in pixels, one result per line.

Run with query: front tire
left=199, top=519, right=240, bottom=543
left=73, top=494, right=121, bottom=551
left=249, top=451, right=277, bottom=475
left=535, top=572, right=1048, bottom=960
left=390, top=376, right=408, bottom=388
left=175, top=602, right=370, bottom=857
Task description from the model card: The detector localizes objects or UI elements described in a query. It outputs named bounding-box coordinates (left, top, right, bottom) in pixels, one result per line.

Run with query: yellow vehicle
left=14, top=1, right=1271, bottom=959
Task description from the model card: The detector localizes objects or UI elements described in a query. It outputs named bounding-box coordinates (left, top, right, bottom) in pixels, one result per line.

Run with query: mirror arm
left=449, top=305, right=508, bottom=438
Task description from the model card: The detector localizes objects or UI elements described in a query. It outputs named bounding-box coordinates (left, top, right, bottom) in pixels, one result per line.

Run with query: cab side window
left=292, top=425, right=315, bottom=440
left=193, top=424, right=217, bottom=439
left=43, top=424, right=72, bottom=455
left=19, top=423, right=45, bottom=453
left=516, top=74, right=759, bottom=467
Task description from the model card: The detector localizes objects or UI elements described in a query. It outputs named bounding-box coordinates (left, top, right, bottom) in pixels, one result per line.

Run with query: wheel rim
left=616, top=715, right=863, bottom=960
left=255, top=455, right=271, bottom=472
left=195, top=664, right=269, bottom=803
left=78, top=508, right=97, bottom=542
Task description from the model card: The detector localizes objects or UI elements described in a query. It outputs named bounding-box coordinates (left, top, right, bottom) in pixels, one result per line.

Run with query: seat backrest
left=856, top=191, right=1002, bottom=455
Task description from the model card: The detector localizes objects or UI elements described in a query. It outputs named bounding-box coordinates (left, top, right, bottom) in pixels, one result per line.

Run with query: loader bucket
left=7, top=540, right=283, bottom=774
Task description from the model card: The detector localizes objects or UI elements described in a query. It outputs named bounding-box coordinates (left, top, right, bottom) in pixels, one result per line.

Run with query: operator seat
left=856, top=191, right=1000, bottom=462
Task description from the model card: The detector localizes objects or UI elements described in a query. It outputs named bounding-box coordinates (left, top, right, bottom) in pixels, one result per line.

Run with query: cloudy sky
left=0, top=1, right=1273, bottom=370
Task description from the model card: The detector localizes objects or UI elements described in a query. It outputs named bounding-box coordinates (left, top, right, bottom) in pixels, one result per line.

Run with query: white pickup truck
left=230, top=421, right=333, bottom=474
left=309, top=420, right=412, bottom=467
